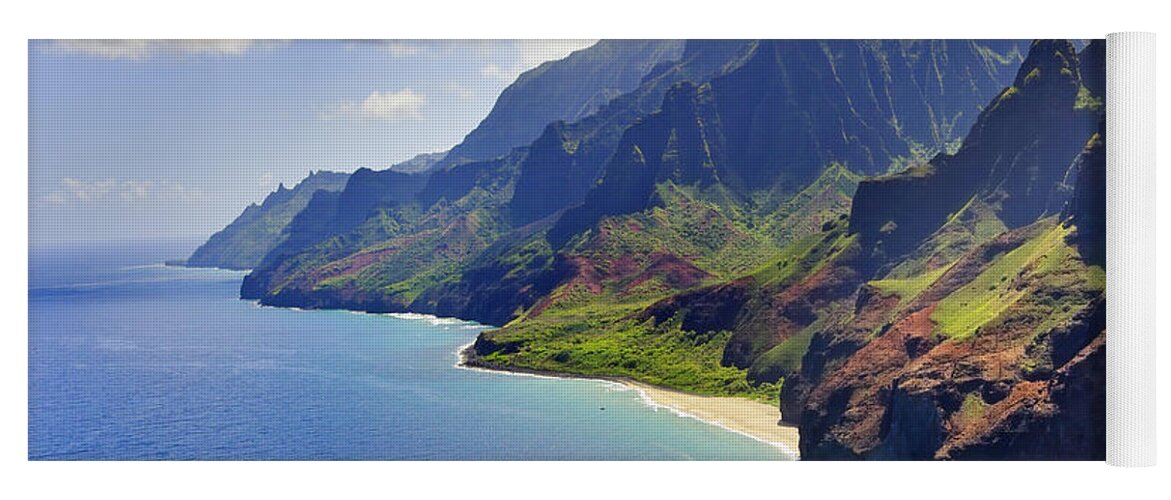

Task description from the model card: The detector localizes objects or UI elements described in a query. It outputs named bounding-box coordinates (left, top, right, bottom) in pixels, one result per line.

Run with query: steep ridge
left=239, top=41, right=691, bottom=303
left=549, top=40, right=1025, bottom=245
left=247, top=40, right=689, bottom=278
left=240, top=167, right=429, bottom=298
left=218, top=39, right=1109, bottom=459
left=407, top=41, right=758, bottom=324
left=508, top=40, right=750, bottom=224
left=463, top=40, right=1031, bottom=404
left=240, top=154, right=519, bottom=307
left=780, top=39, right=1106, bottom=459
left=190, top=151, right=448, bottom=270
left=436, top=40, right=684, bottom=169
left=1063, top=121, right=1106, bottom=264
left=185, top=170, right=349, bottom=270
left=850, top=40, right=1100, bottom=259
left=242, top=40, right=745, bottom=313
left=244, top=40, right=1023, bottom=325
left=388, top=151, right=447, bottom=174
left=465, top=39, right=1105, bottom=459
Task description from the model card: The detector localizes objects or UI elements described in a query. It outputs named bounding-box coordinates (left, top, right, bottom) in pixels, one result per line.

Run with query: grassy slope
left=475, top=164, right=861, bottom=403
left=931, top=220, right=1102, bottom=340
left=264, top=163, right=519, bottom=307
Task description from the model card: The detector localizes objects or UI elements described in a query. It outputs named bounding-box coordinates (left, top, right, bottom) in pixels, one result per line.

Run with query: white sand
left=619, top=380, right=800, bottom=459
left=458, top=344, right=800, bottom=459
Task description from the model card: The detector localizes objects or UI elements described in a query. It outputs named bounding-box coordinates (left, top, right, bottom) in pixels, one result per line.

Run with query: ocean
left=28, top=247, right=790, bottom=460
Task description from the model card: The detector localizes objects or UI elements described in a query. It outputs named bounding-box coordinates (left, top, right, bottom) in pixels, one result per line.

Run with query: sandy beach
left=459, top=344, right=800, bottom=459
left=620, top=380, right=800, bottom=458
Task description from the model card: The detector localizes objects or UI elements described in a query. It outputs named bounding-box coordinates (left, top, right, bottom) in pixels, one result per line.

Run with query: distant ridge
left=185, top=170, right=349, bottom=270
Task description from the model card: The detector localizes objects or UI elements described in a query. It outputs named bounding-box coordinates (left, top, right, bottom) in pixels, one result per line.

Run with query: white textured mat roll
left=1106, top=31, right=1156, bottom=467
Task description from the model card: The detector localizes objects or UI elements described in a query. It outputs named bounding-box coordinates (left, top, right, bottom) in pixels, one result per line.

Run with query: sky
left=29, top=39, right=596, bottom=250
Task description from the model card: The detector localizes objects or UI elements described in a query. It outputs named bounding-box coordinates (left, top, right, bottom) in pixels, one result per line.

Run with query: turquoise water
left=28, top=249, right=790, bottom=460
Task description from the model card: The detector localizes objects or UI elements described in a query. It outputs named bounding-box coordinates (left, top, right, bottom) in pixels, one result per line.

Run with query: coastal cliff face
left=466, top=39, right=1105, bottom=459
left=241, top=39, right=1026, bottom=380
left=508, top=40, right=750, bottom=225
left=457, top=40, right=1033, bottom=405
left=849, top=39, right=1098, bottom=258
left=781, top=40, right=1106, bottom=459
left=239, top=40, right=746, bottom=316
left=186, top=170, right=350, bottom=270
left=205, top=39, right=1108, bottom=459
left=447, top=40, right=1025, bottom=330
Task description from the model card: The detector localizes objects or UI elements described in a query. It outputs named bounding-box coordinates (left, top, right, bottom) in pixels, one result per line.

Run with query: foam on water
left=29, top=256, right=791, bottom=460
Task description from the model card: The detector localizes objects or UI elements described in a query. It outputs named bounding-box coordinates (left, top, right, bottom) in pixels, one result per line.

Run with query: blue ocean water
left=28, top=248, right=790, bottom=460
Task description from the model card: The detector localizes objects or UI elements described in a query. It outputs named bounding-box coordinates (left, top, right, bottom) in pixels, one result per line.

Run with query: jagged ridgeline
left=781, top=39, right=1106, bottom=460
left=433, top=40, right=688, bottom=169
left=239, top=40, right=748, bottom=306
left=467, top=39, right=1104, bottom=460
left=239, top=40, right=1026, bottom=323
left=195, top=40, right=683, bottom=272
left=206, top=39, right=1108, bottom=459
left=185, top=171, right=350, bottom=270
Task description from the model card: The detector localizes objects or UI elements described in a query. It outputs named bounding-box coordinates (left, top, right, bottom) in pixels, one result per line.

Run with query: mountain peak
left=1012, top=39, right=1080, bottom=99
left=849, top=38, right=1101, bottom=260
left=436, top=40, right=685, bottom=169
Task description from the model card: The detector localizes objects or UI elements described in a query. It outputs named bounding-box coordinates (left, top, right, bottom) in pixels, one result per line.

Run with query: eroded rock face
left=850, top=40, right=1101, bottom=259
left=552, top=40, right=1026, bottom=247
left=794, top=241, right=1104, bottom=460
left=229, top=39, right=1104, bottom=460
left=1064, top=123, right=1106, bottom=265
left=787, top=230, right=1105, bottom=461
left=639, top=278, right=753, bottom=338
left=790, top=40, right=1106, bottom=460
left=939, top=308, right=1105, bottom=460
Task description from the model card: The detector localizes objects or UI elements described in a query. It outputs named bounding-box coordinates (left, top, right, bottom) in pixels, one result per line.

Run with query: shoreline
left=154, top=264, right=803, bottom=458
left=458, top=343, right=801, bottom=460
left=206, top=268, right=802, bottom=460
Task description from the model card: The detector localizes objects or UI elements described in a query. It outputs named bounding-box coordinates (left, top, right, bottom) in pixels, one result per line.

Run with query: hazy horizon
left=29, top=39, right=597, bottom=249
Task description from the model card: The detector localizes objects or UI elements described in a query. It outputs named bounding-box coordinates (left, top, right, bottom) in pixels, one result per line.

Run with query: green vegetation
left=987, top=86, right=1020, bottom=114
left=747, top=327, right=815, bottom=383
left=886, top=197, right=1007, bottom=279
left=757, top=163, right=861, bottom=246
left=869, top=262, right=954, bottom=307
left=1074, top=85, right=1104, bottom=111
left=884, top=138, right=953, bottom=176
left=1023, top=67, right=1042, bottom=84
left=482, top=313, right=780, bottom=404
left=751, top=223, right=854, bottom=289
left=475, top=164, right=864, bottom=401
left=955, top=392, right=989, bottom=428
left=239, top=40, right=1100, bottom=421
left=931, top=221, right=1076, bottom=340
left=973, top=42, right=1022, bottom=67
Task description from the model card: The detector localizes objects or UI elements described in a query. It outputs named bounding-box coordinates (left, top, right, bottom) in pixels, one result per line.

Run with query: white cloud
left=342, top=40, right=424, bottom=56
left=42, top=178, right=204, bottom=206
left=48, top=40, right=282, bottom=60
left=320, top=89, right=426, bottom=121
left=515, top=40, right=597, bottom=69
left=480, top=63, right=508, bottom=81
left=362, top=89, right=426, bottom=119
left=479, top=40, right=598, bottom=83
left=59, top=178, right=115, bottom=202
left=446, top=82, right=475, bottom=100
left=381, top=41, right=422, bottom=57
